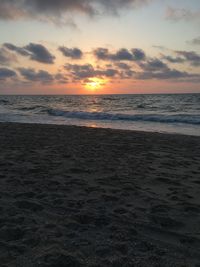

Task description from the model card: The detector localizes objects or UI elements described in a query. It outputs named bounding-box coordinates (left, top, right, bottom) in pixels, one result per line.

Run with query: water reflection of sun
left=85, top=77, right=106, bottom=92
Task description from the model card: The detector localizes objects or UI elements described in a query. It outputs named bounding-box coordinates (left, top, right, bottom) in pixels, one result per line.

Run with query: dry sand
left=0, top=122, right=200, bottom=267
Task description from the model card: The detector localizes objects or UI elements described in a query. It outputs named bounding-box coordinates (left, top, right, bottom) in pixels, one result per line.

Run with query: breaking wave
left=47, top=109, right=200, bottom=125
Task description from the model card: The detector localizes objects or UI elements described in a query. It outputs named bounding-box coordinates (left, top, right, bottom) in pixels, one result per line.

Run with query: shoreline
left=0, top=122, right=200, bottom=266
left=1, top=121, right=200, bottom=139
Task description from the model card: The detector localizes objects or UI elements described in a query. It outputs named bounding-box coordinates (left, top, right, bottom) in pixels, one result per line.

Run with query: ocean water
left=0, top=94, right=200, bottom=136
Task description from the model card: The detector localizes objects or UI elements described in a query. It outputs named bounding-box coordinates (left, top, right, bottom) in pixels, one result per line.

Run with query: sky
left=0, top=0, right=200, bottom=94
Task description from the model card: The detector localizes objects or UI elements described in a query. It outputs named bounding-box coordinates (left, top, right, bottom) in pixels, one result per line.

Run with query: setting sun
left=85, top=77, right=106, bottom=91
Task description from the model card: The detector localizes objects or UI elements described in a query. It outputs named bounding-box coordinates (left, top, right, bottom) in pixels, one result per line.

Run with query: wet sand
left=0, top=122, right=200, bottom=267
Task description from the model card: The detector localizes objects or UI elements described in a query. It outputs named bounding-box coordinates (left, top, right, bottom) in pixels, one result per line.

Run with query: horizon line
left=0, top=92, right=200, bottom=96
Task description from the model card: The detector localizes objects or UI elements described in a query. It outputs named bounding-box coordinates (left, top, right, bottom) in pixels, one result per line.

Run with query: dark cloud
left=159, top=50, right=200, bottom=67
left=0, top=68, right=16, bottom=80
left=65, top=63, right=118, bottom=80
left=0, top=0, right=151, bottom=25
left=65, top=64, right=94, bottom=79
left=4, top=43, right=55, bottom=64
left=114, top=63, right=134, bottom=78
left=97, top=68, right=118, bottom=77
left=131, top=48, right=146, bottom=60
left=140, top=58, right=168, bottom=71
left=17, top=67, right=68, bottom=84
left=94, top=47, right=145, bottom=61
left=94, top=48, right=133, bottom=61
left=93, top=48, right=109, bottom=60
left=175, top=51, right=200, bottom=67
left=135, top=57, right=198, bottom=81
left=59, top=47, right=83, bottom=59
left=19, top=68, right=54, bottom=83
left=64, top=54, right=199, bottom=82
left=25, top=43, right=55, bottom=64
left=136, top=69, right=197, bottom=80
left=114, top=49, right=134, bottom=61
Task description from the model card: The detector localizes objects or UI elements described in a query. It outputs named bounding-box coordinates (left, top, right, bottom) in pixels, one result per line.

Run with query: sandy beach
left=0, top=122, right=200, bottom=267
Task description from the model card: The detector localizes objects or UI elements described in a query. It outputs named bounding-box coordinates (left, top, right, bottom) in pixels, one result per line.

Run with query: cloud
left=3, top=43, right=30, bottom=56
left=18, top=67, right=69, bottom=84
left=94, top=48, right=134, bottom=61
left=4, top=43, right=55, bottom=64
left=93, top=48, right=110, bottom=60
left=162, top=55, right=185, bottom=64
left=159, top=50, right=200, bottom=67
left=135, top=57, right=199, bottom=81
left=115, top=62, right=131, bottom=70
left=175, top=51, right=200, bottom=67
left=65, top=52, right=199, bottom=83
left=65, top=63, right=118, bottom=80
left=0, top=47, right=17, bottom=65
left=188, top=37, right=200, bottom=46
left=132, top=48, right=146, bottom=60
left=165, top=7, right=200, bottom=22
left=113, top=49, right=135, bottom=61
left=0, top=68, right=17, bottom=80
left=55, top=73, right=68, bottom=84
left=94, top=47, right=146, bottom=61
left=131, top=55, right=200, bottom=81
left=140, top=58, right=168, bottom=71
left=114, top=63, right=135, bottom=78
left=152, top=45, right=167, bottom=51
left=24, top=43, right=55, bottom=64
left=65, top=64, right=94, bottom=79
left=19, top=68, right=54, bottom=83
left=59, top=47, right=83, bottom=59
left=136, top=68, right=198, bottom=81
left=0, top=0, right=151, bottom=25
left=98, top=68, right=118, bottom=77
left=119, top=69, right=135, bottom=79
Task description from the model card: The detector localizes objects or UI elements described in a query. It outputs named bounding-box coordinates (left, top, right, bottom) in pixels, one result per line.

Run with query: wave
left=17, top=106, right=46, bottom=111
left=47, top=109, right=200, bottom=125
left=102, top=97, right=118, bottom=101
left=137, top=104, right=145, bottom=109
left=0, top=99, right=9, bottom=105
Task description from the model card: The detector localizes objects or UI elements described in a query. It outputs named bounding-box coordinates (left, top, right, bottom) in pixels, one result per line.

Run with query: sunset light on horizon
left=0, top=0, right=200, bottom=94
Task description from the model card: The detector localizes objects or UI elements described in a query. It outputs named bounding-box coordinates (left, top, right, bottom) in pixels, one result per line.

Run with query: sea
left=0, top=94, right=200, bottom=136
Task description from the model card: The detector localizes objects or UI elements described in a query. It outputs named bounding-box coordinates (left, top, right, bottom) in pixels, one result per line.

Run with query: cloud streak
left=0, top=0, right=151, bottom=25
left=166, top=7, right=200, bottom=23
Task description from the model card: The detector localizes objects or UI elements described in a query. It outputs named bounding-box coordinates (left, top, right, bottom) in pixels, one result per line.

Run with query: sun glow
left=85, top=77, right=106, bottom=91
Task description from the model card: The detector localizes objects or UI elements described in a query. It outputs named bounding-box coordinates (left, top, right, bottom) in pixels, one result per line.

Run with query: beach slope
left=0, top=123, right=200, bottom=266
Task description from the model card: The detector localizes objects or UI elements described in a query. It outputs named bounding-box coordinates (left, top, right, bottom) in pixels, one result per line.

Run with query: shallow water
left=0, top=94, right=200, bottom=136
